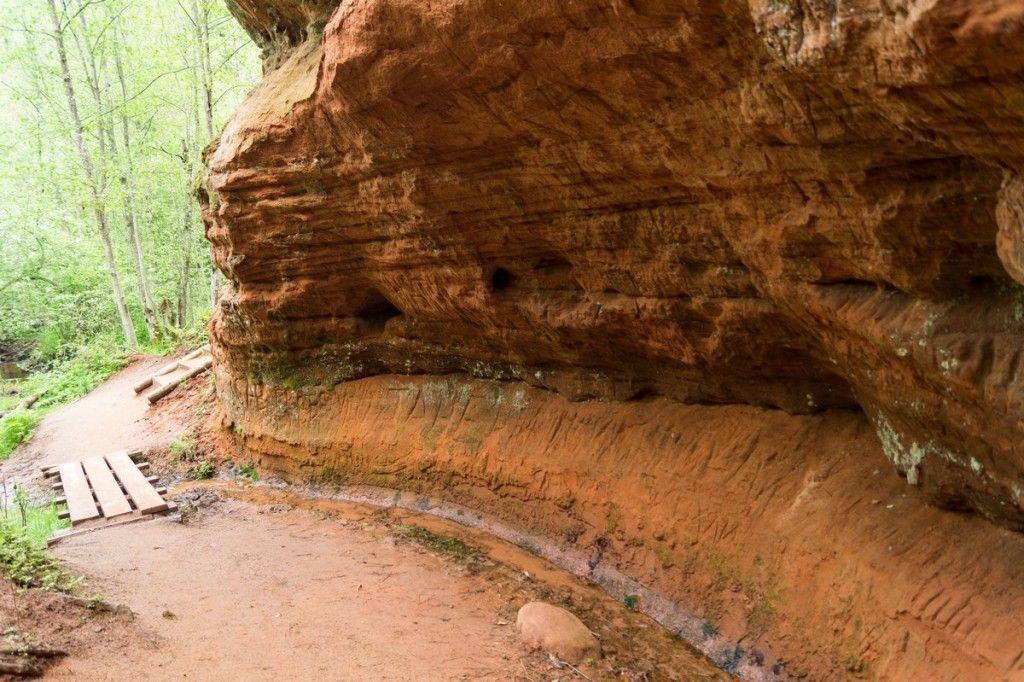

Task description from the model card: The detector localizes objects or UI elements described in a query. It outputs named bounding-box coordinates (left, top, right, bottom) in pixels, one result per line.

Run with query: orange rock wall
left=206, top=0, right=1024, bottom=676
left=215, top=372, right=1024, bottom=678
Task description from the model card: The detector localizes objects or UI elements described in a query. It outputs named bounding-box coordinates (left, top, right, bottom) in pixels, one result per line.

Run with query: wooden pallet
left=133, top=345, right=212, bottom=404
left=43, top=450, right=173, bottom=526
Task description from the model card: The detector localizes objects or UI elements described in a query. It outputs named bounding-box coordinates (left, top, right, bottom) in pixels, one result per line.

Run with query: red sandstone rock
left=203, top=0, right=1024, bottom=677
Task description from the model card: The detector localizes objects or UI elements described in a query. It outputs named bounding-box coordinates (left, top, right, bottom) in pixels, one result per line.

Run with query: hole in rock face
left=355, top=288, right=402, bottom=332
left=490, top=267, right=517, bottom=292
left=626, top=387, right=659, bottom=401
left=968, top=274, right=996, bottom=290
left=195, top=186, right=210, bottom=206
left=533, top=255, right=581, bottom=291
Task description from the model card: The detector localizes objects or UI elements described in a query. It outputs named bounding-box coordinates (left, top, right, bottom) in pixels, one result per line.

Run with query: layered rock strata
left=205, top=0, right=1024, bottom=677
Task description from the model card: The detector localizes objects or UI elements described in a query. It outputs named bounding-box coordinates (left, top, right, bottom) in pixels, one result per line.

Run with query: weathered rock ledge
left=205, top=0, right=1024, bottom=677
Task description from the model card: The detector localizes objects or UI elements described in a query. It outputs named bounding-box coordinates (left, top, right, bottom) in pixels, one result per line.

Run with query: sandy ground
left=0, top=357, right=722, bottom=680
left=50, top=501, right=540, bottom=681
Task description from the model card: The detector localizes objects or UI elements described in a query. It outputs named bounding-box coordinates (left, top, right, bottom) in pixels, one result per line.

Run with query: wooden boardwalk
left=45, top=450, right=171, bottom=527
left=133, top=345, right=212, bottom=404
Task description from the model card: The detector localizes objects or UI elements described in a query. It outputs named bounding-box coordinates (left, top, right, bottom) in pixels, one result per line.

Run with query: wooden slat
left=105, top=450, right=167, bottom=514
left=133, top=346, right=209, bottom=394
left=57, top=462, right=100, bottom=525
left=81, top=455, right=132, bottom=519
left=146, top=356, right=212, bottom=404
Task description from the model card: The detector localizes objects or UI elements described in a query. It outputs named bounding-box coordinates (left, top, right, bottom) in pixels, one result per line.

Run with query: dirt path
left=1, top=358, right=723, bottom=680
left=1, top=357, right=186, bottom=486
left=51, top=501, right=539, bottom=680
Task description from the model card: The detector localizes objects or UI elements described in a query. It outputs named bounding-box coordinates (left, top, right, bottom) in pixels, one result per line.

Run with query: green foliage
left=24, top=337, right=129, bottom=410
left=0, top=1, right=258, bottom=355
left=0, top=410, right=41, bottom=460
left=238, top=461, right=260, bottom=481
left=623, top=594, right=640, bottom=611
left=0, top=489, right=74, bottom=591
left=170, top=432, right=198, bottom=461
left=0, top=337, right=130, bottom=459
left=189, top=459, right=215, bottom=480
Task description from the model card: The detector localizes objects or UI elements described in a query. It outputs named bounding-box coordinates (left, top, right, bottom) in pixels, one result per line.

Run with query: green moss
left=393, top=524, right=479, bottom=563
left=238, top=461, right=260, bottom=481
left=310, top=466, right=347, bottom=486
left=605, top=502, right=622, bottom=534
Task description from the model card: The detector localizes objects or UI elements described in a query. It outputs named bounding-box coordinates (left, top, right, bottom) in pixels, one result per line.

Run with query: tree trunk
left=192, top=0, right=215, bottom=140
left=192, top=0, right=219, bottom=311
left=46, top=0, right=137, bottom=350
left=111, top=30, right=158, bottom=339
left=177, top=139, right=194, bottom=328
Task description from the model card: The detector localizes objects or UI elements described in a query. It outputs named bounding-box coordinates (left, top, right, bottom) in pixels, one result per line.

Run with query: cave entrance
left=356, top=288, right=402, bottom=332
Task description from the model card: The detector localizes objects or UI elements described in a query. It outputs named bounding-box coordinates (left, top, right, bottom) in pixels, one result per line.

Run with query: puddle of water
left=0, top=362, right=29, bottom=380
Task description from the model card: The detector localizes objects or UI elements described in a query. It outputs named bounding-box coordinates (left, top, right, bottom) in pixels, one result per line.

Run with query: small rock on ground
left=515, top=601, right=599, bottom=664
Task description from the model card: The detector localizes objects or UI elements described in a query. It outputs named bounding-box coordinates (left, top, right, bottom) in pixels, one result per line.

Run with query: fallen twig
left=0, top=646, right=66, bottom=658
left=0, top=658, right=43, bottom=677
left=60, top=594, right=134, bottom=616
left=0, top=392, right=42, bottom=420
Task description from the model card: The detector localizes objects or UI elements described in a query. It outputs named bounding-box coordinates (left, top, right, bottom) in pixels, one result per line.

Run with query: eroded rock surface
left=204, top=0, right=1024, bottom=677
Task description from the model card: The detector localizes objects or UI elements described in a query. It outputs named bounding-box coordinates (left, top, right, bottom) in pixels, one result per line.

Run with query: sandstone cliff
left=205, top=1, right=1024, bottom=677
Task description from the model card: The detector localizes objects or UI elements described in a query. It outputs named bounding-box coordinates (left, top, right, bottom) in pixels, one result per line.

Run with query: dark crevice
left=490, top=267, right=517, bottom=292
left=533, top=254, right=581, bottom=291
left=626, top=387, right=659, bottom=401
left=356, top=288, right=402, bottom=332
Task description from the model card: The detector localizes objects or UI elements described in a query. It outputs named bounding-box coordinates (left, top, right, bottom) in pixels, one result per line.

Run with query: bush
left=29, top=337, right=128, bottom=409
left=0, top=410, right=41, bottom=459
left=0, top=490, right=73, bottom=591
left=189, top=459, right=215, bottom=480
left=169, top=432, right=198, bottom=461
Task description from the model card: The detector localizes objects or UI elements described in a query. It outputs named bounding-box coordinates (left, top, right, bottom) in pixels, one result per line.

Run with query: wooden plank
left=105, top=450, right=167, bottom=514
left=133, top=346, right=209, bottom=394
left=81, top=455, right=132, bottom=518
left=57, top=462, right=100, bottom=525
left=146, top=356, right=212, bottom=404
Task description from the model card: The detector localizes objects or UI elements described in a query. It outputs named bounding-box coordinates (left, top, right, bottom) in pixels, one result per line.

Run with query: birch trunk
left=177, top=139, right=194, bottom=327
left=192, top=0, right=221, bottom=310
left=112, top=31, right=158, bottom=339
left=46, top=0, right=137, bottom=350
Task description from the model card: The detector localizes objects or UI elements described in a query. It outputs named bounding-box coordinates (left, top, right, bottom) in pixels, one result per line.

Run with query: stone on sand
left=515, top=601, right=599, bottom=664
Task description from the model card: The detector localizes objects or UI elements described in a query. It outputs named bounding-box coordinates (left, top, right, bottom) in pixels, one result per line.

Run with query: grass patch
left=23, top=339, right=129, bottom=410
left=0, top=488, right=74, bottom=591
left=393, top=524, right=480, bottom=562
left=0, top=410, right=41, bottom=459
left=169, top=432, right=198, bottom=461
left=238, top=461, right=260, bottom=481
left=188, top=459, right=215, bottom=480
